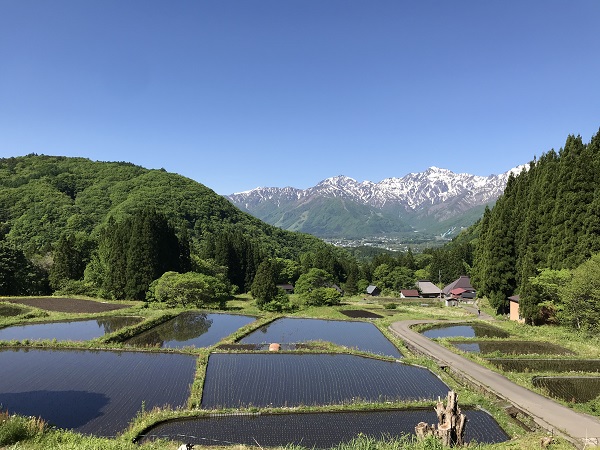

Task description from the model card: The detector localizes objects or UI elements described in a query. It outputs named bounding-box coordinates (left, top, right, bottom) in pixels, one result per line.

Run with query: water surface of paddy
left=0, top=348, right=196, bottom=436
left=140, top=409, right=509, bottom=448
left=0, top=317, right=141, bottom=341
left=422, top=323, right=509, bottom=339
left=202, top=353, right=447, bottom=408
left=488, top=358, right=600, bottom=373
left=239, top=317, right=401, bottom=357
left=125, top=311, right=255, bottom=348
left=532, top=376, right=600, bottom=402
left=451, top=340, right=574, bottom=355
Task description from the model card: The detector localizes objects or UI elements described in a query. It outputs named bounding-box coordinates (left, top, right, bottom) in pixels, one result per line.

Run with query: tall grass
left=0, top=410, right=47, bottom=446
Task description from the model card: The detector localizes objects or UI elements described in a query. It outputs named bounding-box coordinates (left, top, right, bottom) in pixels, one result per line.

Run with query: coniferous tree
left=251, top=259, right=280, bottom=308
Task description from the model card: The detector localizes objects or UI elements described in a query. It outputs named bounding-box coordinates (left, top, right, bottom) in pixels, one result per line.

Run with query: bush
left=384, top=303, right=397, bottom=310
left=303, top=287, right=342, bottom=306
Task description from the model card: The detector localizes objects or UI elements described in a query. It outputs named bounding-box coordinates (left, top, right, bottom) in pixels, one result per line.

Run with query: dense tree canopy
left=471, top=129, right=600, bottom=322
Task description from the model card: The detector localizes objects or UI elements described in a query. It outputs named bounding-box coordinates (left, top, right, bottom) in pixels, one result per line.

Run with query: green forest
left=468, top=129, right=600, bottom=330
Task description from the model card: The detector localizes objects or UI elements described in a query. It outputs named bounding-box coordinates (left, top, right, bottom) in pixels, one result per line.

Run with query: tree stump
left=415, top=391, right=467, bottom=447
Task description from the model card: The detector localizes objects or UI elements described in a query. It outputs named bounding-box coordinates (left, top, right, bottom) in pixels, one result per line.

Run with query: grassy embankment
left=0, top=294, right=582, bottom=449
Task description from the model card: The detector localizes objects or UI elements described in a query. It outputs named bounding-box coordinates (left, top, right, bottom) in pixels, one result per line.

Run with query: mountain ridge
left=228, top=165, right=527, bottom=240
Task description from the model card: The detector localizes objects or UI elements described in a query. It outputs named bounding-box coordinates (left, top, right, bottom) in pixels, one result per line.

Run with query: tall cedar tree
left=99, top=210, right=189, bottom=300
left=251, top=259, right=279, bottom=307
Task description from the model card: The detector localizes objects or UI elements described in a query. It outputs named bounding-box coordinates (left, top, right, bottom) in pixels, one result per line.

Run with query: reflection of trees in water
left=129, top=312, right=213, bottom=346
left=95, top=317, right=141, bottom=334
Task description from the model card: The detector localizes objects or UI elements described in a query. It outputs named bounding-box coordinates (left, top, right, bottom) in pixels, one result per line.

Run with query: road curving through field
left=389, top=319, right=600, bottom=449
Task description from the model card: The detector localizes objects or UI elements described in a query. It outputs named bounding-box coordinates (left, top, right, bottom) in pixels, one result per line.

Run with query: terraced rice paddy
left=0, top=317, right=142, bottom=341
left=451, top=340, right=574, bottom=356
left=0, top=303, right=30, bottom=317
left=0, top=348, right=196, bottom=436
left=339, top=310, right=383, bottom=319
left=532, top=376, right=600, bottom=403
left=239, top=317, right=402, bottom=358
left=488, top=358, right=600, bottom=372
left=201, top=353, right=448, bottom=408
left=125, top=311, right=255, bottom=348
left=140, top=409, right=509, bottom=448
left=5, top=297, right=131, bottom=313
left=421, top=323, right=509, bottom=339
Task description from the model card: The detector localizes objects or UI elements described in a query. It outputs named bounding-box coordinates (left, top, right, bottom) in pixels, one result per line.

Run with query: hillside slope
left=0, top=155, right=321, bottom=259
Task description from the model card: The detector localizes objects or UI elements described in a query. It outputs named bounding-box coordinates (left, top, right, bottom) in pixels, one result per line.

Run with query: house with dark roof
left=416, top=280, right=443, bottom=298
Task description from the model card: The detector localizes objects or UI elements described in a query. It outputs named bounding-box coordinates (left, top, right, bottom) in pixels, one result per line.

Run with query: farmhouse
left=416, top=280, right=443, bottom=298
left=508, top=295, right=524, bottom=323
left=443, top=276, right=476, bottom=300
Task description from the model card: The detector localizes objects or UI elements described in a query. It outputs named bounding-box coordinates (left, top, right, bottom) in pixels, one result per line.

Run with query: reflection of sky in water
left=239, top=317, right=402, bottom=358
left=423, top=325, right=476, bottom=339
left=126, top=312, right=255, bottom=348
left=453, top=342, right=482, bottom=353
left=0, top=317, right=140, bottom=341
left=0, top=348, right=195, bottom=436
left=202, top=353, right=443, bottom=408
left=144, top=408, right=509, bottom=447
left=422, top=324, right=509, bottom=339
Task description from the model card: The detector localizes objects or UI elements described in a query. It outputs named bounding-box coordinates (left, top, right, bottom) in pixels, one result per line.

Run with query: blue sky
left=1, top=1, right=599, bottom=194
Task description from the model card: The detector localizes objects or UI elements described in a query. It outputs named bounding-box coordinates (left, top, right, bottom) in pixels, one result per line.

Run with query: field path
left=389, top=319, right=600, bottom=449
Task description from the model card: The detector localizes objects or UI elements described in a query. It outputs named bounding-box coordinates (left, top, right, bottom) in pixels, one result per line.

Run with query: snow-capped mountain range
left=227, top=166, right=526, bottom=240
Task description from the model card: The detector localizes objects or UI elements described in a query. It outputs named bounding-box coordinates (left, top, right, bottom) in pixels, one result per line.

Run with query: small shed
left=508, top=295, right=524, bottom=323
left=366, top=285, right=381, bottom=296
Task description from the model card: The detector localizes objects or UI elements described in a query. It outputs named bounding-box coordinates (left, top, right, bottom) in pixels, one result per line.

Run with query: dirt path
left=389, top=319, right=600, bottom=449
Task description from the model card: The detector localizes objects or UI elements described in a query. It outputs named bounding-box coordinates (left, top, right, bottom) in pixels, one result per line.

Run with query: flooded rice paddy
left=0, top=316, right=142, bottom=341
left=488, top=358, right=600, bottom=373
left=0, top=348, right=196, bottom=436
left=451, top=340, right=574, bottom=356
left=140, top=409, right=509, bottom=448
left=125, top=311, right=255, bottom=348
left=421, top=323, right=510, bottom=339
left=532, top=376, right=600, bottom=402
left=239, top=318, right=402, bottom=358
left=201, top=353, right=448, bottom=408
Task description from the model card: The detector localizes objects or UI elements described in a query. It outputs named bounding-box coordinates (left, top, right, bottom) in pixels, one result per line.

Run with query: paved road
left=389, top=319, right=600, bottom=449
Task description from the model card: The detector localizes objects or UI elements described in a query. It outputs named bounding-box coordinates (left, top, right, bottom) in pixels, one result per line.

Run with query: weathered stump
left=415, top=391, right=467, bottom=447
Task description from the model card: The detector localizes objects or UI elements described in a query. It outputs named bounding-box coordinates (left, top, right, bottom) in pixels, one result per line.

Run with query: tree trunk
left=415, top=391, right=467, bottom=447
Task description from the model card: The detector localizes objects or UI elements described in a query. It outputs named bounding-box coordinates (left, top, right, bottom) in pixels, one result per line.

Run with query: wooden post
left=415, top=390, right=467, bottom=447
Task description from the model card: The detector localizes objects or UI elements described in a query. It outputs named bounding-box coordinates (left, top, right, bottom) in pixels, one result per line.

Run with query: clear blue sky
left=1, top=1, right=599, bottom=194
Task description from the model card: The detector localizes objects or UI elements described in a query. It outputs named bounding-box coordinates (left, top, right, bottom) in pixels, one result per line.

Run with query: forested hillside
left=471, top=129, right=600, bottom=329
left=0, top=155, right=352, bottom=299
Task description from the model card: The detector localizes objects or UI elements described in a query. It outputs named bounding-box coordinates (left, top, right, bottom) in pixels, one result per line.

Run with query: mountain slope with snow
left=227, top=166, right=526, bottom=239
